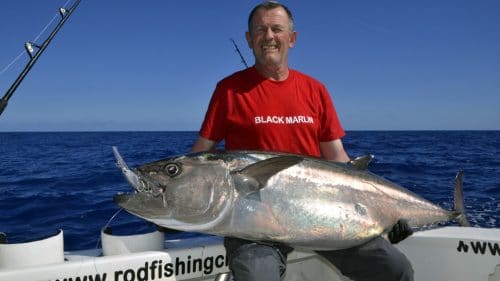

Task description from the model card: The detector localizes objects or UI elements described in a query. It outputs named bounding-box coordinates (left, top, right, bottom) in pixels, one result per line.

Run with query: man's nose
left=265, top=27, right=274, bottom=40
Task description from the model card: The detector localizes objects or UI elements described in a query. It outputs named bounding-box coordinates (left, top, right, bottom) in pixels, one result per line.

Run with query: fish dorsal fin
left=232, top=156, right=303, bottom=195
left=349, top=154, right=374, bottom=170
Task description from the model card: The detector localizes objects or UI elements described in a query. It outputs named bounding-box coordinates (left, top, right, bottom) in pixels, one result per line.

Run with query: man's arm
left=191, top=136, right=218, bottom=153
left=320, top=139, right=350, bottom=163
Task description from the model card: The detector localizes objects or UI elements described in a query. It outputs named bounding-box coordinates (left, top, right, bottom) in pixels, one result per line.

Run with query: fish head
left=114, top=151, right=234, bottom=231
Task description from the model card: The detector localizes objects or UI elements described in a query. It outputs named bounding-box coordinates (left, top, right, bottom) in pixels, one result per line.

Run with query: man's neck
left=255, top=64, right=289, bottom=81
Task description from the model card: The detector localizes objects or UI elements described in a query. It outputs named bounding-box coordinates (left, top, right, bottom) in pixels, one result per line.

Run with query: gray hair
left=247, top=1, right=294, bottom=33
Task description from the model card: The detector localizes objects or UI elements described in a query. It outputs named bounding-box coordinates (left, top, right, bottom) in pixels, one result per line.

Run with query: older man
left=192, top=2, right=413, bottom=281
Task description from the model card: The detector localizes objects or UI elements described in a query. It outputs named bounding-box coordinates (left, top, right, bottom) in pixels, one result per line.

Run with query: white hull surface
left=0, top=227, right=499, bottom=281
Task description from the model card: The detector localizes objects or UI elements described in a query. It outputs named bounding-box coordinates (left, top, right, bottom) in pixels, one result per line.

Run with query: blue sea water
left=0, top=131, right=498, bottom=251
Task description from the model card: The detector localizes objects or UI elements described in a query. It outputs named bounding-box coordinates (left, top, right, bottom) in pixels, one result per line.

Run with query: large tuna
left=112, top=147, right=469, bottom=250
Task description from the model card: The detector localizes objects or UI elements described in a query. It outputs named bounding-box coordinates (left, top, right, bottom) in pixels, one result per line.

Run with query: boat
left=0, top=225, right=499, bottom=281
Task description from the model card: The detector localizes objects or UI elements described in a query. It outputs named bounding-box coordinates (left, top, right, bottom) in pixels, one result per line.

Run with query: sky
left=0, top=0, right=499, bottom=131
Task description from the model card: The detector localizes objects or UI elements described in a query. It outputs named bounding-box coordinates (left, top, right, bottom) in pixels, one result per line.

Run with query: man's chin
left=258, top=57, right=284, bottom=68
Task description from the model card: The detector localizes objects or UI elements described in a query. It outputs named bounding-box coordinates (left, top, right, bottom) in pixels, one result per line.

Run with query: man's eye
left=255, top=27, right=266, bottom=33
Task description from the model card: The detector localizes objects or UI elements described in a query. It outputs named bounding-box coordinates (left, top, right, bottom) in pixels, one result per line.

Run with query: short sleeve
left=318, top=85, right=345, bottom=141
left=198, top=83, right=228, bottom=142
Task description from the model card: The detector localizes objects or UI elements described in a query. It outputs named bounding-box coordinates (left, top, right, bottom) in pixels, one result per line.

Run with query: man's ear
left=245, top=31, right=252, bottom=49
left=289, top=31, right=298, bottom=48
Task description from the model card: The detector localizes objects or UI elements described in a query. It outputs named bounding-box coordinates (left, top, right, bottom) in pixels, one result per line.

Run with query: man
left=191, top=2, right=413, bottom=281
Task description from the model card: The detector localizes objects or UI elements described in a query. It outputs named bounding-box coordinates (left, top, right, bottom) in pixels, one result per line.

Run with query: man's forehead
left=251, top=7, right=291, bottom=26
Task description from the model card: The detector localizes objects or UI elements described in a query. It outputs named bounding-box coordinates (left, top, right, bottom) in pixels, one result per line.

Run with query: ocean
left=0, top=131, right=498, bottom=251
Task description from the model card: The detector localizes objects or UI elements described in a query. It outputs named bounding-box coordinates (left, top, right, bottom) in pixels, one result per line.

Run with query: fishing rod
left=230, top=38, right=249, bottom=68
left=0, top=0, right=81, bottom=117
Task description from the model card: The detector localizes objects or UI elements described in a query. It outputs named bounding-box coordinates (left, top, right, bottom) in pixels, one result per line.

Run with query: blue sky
left=0, top=0, right=498, bottom=131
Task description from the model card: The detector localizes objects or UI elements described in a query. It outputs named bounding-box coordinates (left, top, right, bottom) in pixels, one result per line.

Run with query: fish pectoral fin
left=349, top=154, right=374, bottom=170
left=232, top=173, right=262, bottom=195
left=232, top=156, right=303, bottom=194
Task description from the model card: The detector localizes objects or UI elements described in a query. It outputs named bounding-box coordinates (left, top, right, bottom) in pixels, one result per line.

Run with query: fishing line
left=89, top=210, right=122, bottom=272
left=0, top=52, right=25, bottom=76
left=0, top=0, right=73, bottom=77
left=0, top=0, right=80, bottom=116
left=0, top=15, right=58, bottom=77
left=94, top=208, right=124, bottom=251
left=33, top=14, right=59, bottom=43
left=32, top=0, right=72, bottom=43
left=88, top=207, right=124, bottom=272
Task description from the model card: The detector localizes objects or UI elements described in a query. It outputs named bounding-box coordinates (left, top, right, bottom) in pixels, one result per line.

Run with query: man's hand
left=388, top=219, right=413, bottom=244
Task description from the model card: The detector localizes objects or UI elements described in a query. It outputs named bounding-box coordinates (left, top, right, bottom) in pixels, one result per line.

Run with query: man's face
left=246, top=7, right=297, bottom=70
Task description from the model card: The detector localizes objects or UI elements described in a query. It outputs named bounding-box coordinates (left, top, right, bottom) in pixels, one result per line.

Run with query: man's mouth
left=262, top=44, right=279, bottom=51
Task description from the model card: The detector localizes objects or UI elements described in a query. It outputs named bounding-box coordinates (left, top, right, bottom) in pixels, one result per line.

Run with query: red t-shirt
left=199, top=67, right=345, bottom=157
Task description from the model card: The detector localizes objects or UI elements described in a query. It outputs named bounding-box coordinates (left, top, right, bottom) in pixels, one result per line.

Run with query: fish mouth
left=113, top=146, right=166, bottom=195
left=114, top=192, right=170, bottom=219
left=113, top=147, right=171, bottom=220
left=114, top=192, right=131, bottom=205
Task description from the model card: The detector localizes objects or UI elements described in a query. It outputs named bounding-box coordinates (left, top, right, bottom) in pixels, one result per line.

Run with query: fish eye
left=164, top=163, right=181, bottom=177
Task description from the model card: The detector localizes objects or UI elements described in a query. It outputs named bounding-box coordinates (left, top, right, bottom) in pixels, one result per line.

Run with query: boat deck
left=0, top=227, right=499, bottom=281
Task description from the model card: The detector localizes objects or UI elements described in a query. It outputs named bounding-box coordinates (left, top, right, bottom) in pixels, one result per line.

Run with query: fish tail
left=453, top=171, right=471, bottom=227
